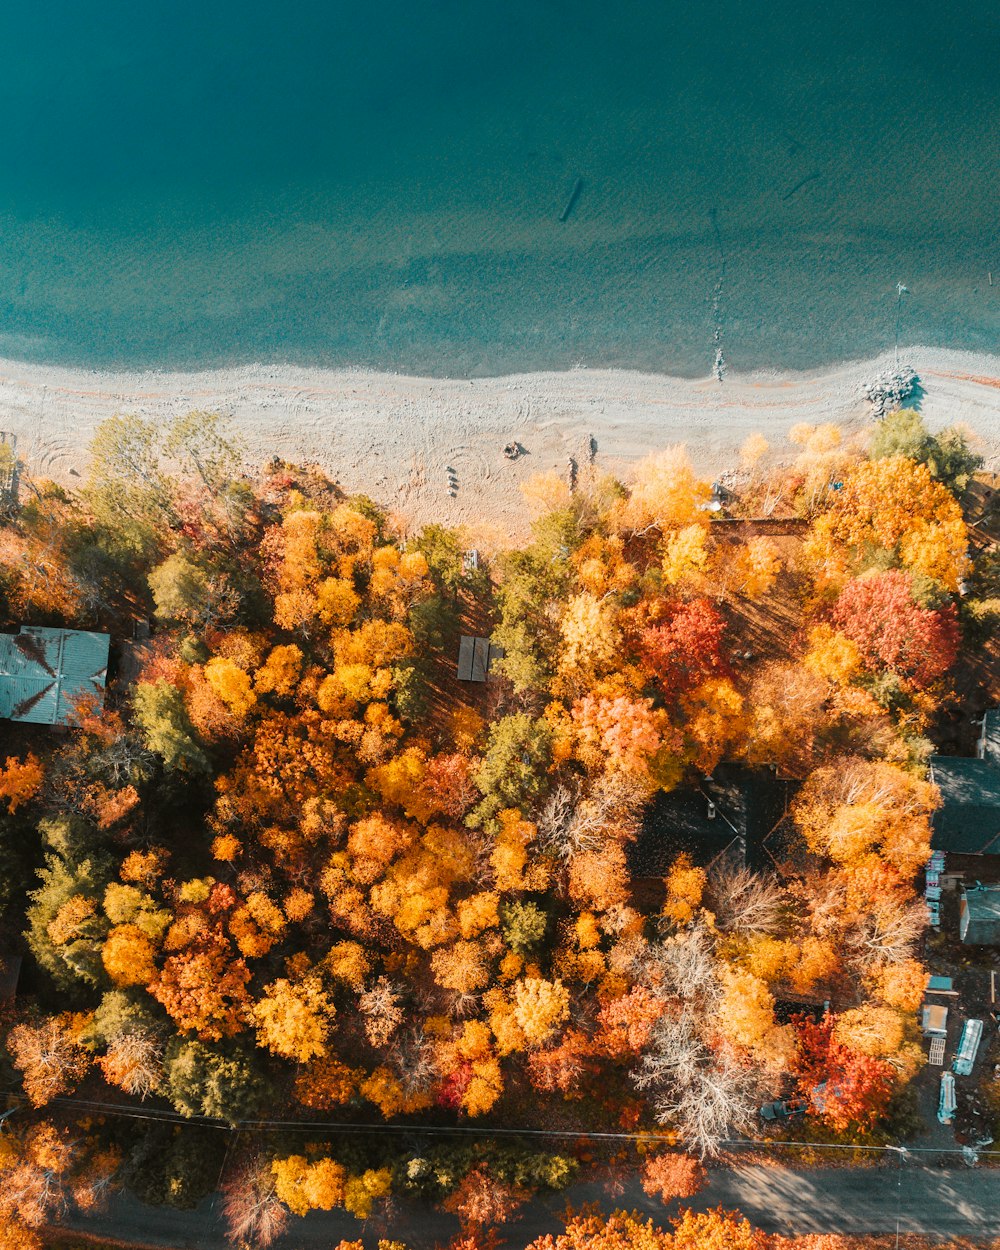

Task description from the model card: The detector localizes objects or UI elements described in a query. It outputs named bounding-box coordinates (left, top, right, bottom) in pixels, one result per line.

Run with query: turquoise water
left=0, top=1, right=997, bottom=375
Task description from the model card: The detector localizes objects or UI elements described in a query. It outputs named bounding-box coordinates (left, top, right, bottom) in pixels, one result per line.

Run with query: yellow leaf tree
left=251, top=977, right=333, bottom=1063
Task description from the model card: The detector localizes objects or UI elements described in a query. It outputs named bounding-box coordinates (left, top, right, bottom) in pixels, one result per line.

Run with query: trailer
left=938, top=1071, right=956, bottom=1124
left=953, top=1018, right=984, bottom=1077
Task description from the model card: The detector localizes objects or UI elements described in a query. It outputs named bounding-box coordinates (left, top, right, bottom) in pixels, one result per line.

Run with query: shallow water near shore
left=0, top=0, right=997, bottom=375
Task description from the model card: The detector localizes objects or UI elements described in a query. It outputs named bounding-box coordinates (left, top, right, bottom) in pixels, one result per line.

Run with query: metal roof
left=0, top=626, right=109, bottom=725
left=457, top=636, right=503, bottom=683
left=960, top=885, right=1000, bottom=945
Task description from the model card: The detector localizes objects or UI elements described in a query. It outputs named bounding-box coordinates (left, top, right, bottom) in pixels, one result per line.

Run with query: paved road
left=61, top=1163, right=1000, bottom=1248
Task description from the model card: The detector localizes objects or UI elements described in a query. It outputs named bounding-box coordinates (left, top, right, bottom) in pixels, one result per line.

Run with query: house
left=929, top=710, right=1000, bottom=858
left=958, top=883, right=1000, bottom=945
left=0, top=626, right=110, bottom=726
left=630, top=763, right=795, bottom=877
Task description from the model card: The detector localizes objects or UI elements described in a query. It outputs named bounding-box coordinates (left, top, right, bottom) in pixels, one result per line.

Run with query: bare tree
left=359, top=977, right=404, bottom=1048
left=634, top=1016, right=705, bottom=1092
left=535, top=784, right=582, bottom=860
left=393, top=1028, right=438, bottom=1100
left=100, top=1029, right=164, bottom=1098
left=634, top=1016, right=759, bottom=1157
left=222, top=1155, right=288, bottom=1248
left=795, top=871, right=848, bottom=940
left=849, top=897, right=926, bottom=969
left=7, top=1017, right=90, bottom=1107
left=709, top=866, right=785, bottom=937
left=536, top=772, right=647, bottom=863
left=586, top=770, right=647, bottom=841
left=88, top=732, right=156, bottom=789
left=640, top=925, right=720, bottom=1006
left=648, top=1050, right=759, bottom=1158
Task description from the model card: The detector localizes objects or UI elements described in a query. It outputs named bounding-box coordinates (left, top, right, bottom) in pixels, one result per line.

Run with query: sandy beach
left=1, top=346, right=997, bottom=541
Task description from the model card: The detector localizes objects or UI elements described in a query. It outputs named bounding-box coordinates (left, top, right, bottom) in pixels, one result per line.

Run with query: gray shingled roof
left=0, top=626, right=110, bottom=726
left=631, top=763, right=794, bottom=876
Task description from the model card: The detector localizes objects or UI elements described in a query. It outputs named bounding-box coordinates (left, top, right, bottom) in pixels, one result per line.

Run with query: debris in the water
left=559, top=177, right=584, bottom=223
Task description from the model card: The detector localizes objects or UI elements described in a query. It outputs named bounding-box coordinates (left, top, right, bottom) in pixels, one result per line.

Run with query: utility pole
left=887, top=1145, right=909, bottom=1250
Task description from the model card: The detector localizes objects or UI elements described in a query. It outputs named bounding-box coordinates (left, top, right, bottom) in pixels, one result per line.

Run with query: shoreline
left=2, top=345, right=998, bottom=540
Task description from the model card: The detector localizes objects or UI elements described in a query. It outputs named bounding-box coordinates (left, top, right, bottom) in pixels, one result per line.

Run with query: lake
left=0, top=0, right=996, bottom=375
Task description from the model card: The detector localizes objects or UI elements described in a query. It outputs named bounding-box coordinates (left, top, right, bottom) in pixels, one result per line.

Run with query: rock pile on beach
left=860, top=365, right=918, bottom=419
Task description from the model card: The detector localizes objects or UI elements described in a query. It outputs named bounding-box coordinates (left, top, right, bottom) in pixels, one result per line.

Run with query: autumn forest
left=0, top=408, right=995, bottom=1249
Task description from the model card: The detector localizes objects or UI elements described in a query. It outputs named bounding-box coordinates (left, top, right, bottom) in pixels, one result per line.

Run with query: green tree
left=125, top=1123, right=226, bottom=1210
left=501, top=899, right=550, bottom=954
left=85, top=414, right=174, bottom=555
left=871, top=409, right=983, bottom=497
left=132, top=681, right=209, bottom=773
left=491, top=547, right=569, bottom=694
left=26, top=854, right=109, bottom=988
left=869, top=408, right=930, bottom=463
left=83, top=989, right=164, bottom=1050
left=164, top=1038, right=267, bottom=1125
left=38, top=812, right=102, bottom=864
left=148, top=553, right=210, bottom=623
left=925, top=425, right=983, bottom=496
left=413, top=523, right=475, bottom=596
left=469, top=714, right=553, bottom=829
left=163, top=411, right=243, bottom=498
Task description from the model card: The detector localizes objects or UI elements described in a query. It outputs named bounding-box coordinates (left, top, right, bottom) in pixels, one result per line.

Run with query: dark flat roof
left=930, top=756, right=1000, bottom=855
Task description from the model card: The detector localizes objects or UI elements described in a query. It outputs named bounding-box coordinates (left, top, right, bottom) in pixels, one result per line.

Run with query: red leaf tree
left=793, top=1017, right=895, bottom=1134
left=830, top=570, right=958, bottom=689
left=637, top=599, right=728, bottom=702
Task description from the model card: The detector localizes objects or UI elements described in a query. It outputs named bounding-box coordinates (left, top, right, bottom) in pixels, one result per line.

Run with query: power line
left=8, top=1092, right=1000, bottom=1160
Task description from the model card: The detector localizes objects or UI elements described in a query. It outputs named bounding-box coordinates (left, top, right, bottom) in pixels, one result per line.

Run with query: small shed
left=921, top=1004, right=948, bottom=1037
left=457, top=636, right=503, bottom=683
left=0, top=626, right=110, bottom=725
left=959, top=884, right=1000, bottom=945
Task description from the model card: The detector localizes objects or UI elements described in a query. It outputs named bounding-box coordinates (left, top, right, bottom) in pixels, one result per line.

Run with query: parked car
left=759, top=1097, right=808, bottom=1122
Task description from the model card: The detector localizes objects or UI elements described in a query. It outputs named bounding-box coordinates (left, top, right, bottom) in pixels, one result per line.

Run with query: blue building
left=0, top=626, right=110, bottom=726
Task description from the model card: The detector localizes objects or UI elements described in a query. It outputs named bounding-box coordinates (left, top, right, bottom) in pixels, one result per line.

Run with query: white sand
left=1, top=347, right=997, bottom=541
